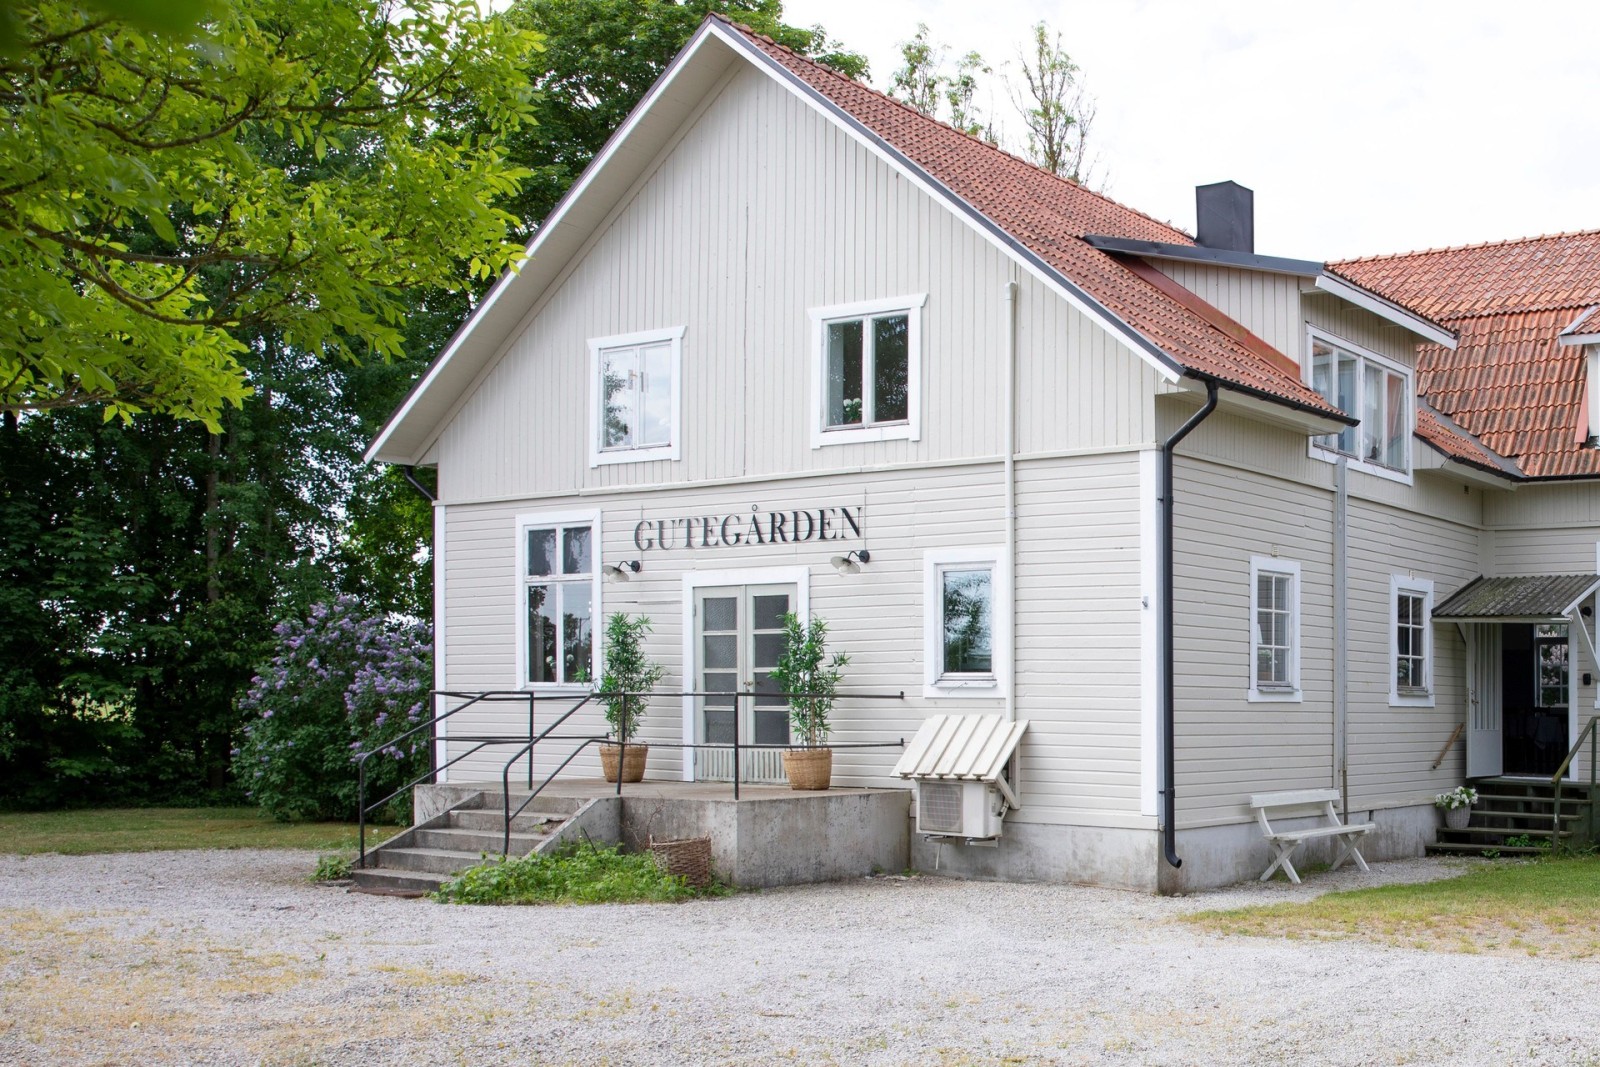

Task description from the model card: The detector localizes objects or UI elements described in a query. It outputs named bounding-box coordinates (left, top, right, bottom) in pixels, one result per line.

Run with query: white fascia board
left=1311, top=274, right=1458, bottom=349
left=1562, top=578, right=1600, bottom=618
left=364, top=22, right=734, bottom=466
left=1559, top=333, right=1600, bottom=347
left=707, top=22, right=1183, bottom=385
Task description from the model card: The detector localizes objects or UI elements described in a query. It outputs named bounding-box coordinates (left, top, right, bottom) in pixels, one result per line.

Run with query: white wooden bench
left=1249, top=789, right=1374, bottom=884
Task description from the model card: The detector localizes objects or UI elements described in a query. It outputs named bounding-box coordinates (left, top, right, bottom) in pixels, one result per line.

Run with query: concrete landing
left=416, top=779, right=910, bottom=889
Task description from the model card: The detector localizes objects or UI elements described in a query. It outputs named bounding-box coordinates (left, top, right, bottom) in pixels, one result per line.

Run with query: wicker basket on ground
left=648, top=835, right=712, bottom=888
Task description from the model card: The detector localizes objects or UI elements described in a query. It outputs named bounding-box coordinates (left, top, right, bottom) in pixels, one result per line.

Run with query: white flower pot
left=1443, top=805, right=1471, bottom=830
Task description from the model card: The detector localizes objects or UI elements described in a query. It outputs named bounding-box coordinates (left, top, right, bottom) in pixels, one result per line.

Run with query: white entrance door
left=1466, top=625, right=1503, bottom=778
left=693, top=583, right=795, bottom=782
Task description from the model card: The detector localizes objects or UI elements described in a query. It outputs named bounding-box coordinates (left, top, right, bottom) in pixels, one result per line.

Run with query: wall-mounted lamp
left=830, top=549, right=871, bottom=575
left=606, top=560, right=642, bottom=581
left=1583, top=605, right=1594, bottom=618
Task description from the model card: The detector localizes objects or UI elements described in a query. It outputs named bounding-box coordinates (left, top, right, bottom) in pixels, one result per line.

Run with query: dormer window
left=1308, top=332, right=1411, bottom=478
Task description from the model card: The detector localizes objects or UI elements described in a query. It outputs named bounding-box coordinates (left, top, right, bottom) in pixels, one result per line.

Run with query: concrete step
left=349, top=867, right=451, bottom=896
left=448, top=808, right=567, bottom=833
left=374, top=846, right=490, bottom=875
left=1427, top=841, right=1552, bottom=856
left=476, top=793, right=586, bottom=816
left=412, top=826, right=549, bottom=853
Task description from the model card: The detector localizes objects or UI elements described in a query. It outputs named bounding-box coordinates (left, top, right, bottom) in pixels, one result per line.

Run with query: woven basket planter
left=782, top=747, right=833, bottom=791
left=649, top=836, right=712, bottom=888
left=599, top=742, right=648, bottom=783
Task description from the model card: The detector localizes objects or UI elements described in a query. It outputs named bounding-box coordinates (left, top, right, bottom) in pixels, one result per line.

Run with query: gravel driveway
left=2, top=850, right=1598, bottom=1066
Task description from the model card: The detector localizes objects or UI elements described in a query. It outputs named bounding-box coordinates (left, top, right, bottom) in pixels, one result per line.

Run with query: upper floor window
left=518, top=512, right=599, bottom=688
left=1309, top=333, right=1411, bottom=476
left=1249, top=556, right=1301, bottom=702
left=809, top=295, right=925, bottom=447
left=588, top=327, right=683, bottom=466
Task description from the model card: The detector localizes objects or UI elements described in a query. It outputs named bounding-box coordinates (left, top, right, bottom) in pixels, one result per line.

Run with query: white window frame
left=515, top=509, right=602, bottom=693
left=809, top=294, right=926, bottom=448
left=923, top=546, right=1009, bottom=700
left=1390, top=574, right=1435, bottom=707
left=588, top=326, right=684, bottom=467
left=1587, top=344, right=1600, bottom=447
left=1248, top=556, right=1301, bottom=703
left=1305, top=328, right=1414, bottom=485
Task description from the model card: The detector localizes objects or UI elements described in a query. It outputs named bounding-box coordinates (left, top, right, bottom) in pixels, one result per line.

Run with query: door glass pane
left=753, top=670, right=786, bottom=708
left=703, top=671, right=737, bottom=706
left=527, top=584, right=556, bottom=683
left=562, top=527, right=591, bottom=575
left=754, top=707, right=790, bottom=745
left=872, top=314, right=909, bottom=423
left=752, top=631, right=787, bottom=668
left=702, top=634, right=736, bottom=669
left=703, top=709, right=735, bottom=743
left=1536, top=630, right=1568, bottom=708
left=562, top=584, right=593, bottom=684
left=752, top=594, right=790, bottom=632
left=703, top=596, right=737, bottom=632
left=826, top=320, right=864, bottom=426
left=640, top=342, right=672, bottom=447
left=600, top=347, right=638, bottom=448
left=527, top=529, right=556, bottom=576
left=942, top=568, right=993, bottom=674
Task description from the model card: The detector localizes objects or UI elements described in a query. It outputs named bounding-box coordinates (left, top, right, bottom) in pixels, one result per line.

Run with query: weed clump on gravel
left=432, top=843, right=727, bottom=905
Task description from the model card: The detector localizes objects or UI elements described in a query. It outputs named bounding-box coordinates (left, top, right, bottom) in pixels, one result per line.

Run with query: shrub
left=433, top=842, right=724, bottom=905
left=231, top=597, right=431, bottom=822
left=767, top=613, right=849, bottom=746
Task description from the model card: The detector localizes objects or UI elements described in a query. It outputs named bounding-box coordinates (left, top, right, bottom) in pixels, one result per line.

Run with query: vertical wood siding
left=432, top=65, right=1154, bottom=504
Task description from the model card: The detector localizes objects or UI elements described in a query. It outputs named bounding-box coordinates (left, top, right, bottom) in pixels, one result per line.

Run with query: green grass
left=433, top=843, right=728, bottom=905
left=1187, top=854, right=1600, bottom=958
left=0, top=807, right=399, bottom=856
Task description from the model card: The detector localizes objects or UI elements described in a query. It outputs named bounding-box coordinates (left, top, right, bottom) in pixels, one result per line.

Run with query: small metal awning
left=892, top=714, right=1028, bottom=784
left=1433, top=574, right=1600, bottom=622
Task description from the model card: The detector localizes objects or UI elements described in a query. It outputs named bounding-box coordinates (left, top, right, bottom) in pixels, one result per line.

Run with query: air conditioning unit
left=893, top=714, right=1027, bottom=842
left=914, top=778, right=1009, bottom=839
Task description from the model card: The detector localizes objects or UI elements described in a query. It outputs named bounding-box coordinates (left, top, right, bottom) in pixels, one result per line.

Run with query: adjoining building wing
left=1334, top=231, right=1600, bottom=479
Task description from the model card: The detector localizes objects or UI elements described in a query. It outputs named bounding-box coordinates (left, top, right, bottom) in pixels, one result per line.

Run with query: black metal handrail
left=497, top=688, right=906, bottom=855
left=1551, top=714, right=1600, bottom=850
left=355, top=689, right=545, bottom=868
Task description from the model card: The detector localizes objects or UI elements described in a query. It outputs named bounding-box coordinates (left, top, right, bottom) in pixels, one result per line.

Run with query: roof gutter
left=1160, top=377, right=1219, bottom=872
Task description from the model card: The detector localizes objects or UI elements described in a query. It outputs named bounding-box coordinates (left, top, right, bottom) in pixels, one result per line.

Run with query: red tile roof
left=717, top=17, right=1344, bottom=421
left=1414, top=402, right=1520, bottom=477
left=1335, top=234, right=1600, bottom=479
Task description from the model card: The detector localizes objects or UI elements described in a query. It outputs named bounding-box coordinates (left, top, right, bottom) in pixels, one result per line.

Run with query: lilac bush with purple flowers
left=231, top=596, right=431, bottom=821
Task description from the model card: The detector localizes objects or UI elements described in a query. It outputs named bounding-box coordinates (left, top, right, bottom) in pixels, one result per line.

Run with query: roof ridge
left=1335, top=227, right=1600, bottom=267
left=710, top=14, right=1193, bottom=244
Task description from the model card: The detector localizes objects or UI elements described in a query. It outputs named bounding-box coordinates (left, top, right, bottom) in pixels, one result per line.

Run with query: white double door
left=692, top=582, right=794, bottom=782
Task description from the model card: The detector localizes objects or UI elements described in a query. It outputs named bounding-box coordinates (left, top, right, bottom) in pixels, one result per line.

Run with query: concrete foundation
left=417, top=780, right=909, bottom=889
left=909, top=820, right=1161, bottom=892
left=1157, top=801, right=1438, bottom=894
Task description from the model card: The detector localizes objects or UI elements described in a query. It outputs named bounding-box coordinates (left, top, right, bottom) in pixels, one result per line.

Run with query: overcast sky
left=780, top=0, right=1600, bottom=261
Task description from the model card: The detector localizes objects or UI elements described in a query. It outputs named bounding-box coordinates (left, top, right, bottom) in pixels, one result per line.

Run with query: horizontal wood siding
left=439, top=454, right=1149, bottom=827
left=433, top=64, right=1155, bottom=505
left=1171, top=411, right=1482, bottom=827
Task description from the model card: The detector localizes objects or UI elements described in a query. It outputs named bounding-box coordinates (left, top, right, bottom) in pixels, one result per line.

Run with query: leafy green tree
left=1008, top=21, right=1100, bottom=183
left=499, top=0, right=867, bottom=234
left=0, top=0, right=540, bottom=427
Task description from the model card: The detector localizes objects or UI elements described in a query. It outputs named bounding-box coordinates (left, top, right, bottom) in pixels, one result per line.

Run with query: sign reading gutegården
left=632, top=505, right=862, bottom=552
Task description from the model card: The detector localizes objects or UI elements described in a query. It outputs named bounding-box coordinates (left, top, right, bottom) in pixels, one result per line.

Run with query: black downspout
left=401, top=465, right=436, bottom=503
left=1161, top=378, right=1219, bottom=870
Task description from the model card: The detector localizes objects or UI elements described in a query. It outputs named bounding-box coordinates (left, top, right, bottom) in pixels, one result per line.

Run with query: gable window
left=588, top=327, right=683, bottom=466
left=1309, top=333, right=1411, bottom=476
left=923, top=546, right=1009, bottom=699
left=1249, top=556, right=1300, bottom=702
left=1391, top=575, right=1434, bottom=707
left=518, top=512, right=598, bottom=687
left=810, top=295, right=925, bottom=447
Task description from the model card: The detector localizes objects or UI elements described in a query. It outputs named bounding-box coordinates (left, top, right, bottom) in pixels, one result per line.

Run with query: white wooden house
left=366, top=15, right=1600, bottom=891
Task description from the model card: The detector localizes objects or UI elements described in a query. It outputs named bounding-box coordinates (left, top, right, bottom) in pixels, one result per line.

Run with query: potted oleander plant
left=597, top=613, right=664, bottom=783
left=1435, top=785, right=1477, bottom=830
left=768, top=612, right=850, bottom=791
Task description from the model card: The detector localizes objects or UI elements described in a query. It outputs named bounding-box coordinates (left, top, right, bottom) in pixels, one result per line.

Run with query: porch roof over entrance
left=1434, top=574, right=1600, bottom=622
